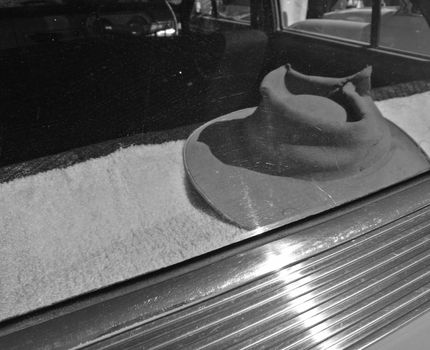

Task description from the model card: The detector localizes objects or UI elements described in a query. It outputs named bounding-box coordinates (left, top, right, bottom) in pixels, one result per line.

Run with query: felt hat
left=184, top=65, right=430, bottom=230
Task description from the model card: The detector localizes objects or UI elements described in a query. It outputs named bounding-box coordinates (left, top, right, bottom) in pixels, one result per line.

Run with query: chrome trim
left=349, top=300, right=430, bottom=350
left=1, top=175, right=430, bottom=349
left=271, top=0, right=281, bottom=31
left=95, top=212, right=430, bottom=349
left=163, top=0, right=178, bottom=36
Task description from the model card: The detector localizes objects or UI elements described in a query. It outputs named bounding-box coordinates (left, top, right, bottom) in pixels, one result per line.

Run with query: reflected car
left=0, top=0, right=176, bottom=50
left=290, top=6, right=430, bottom=55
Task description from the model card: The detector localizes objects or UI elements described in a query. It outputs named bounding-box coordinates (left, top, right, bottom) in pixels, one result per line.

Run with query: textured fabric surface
left=376, top=91, right=430, bottom=156
left=1, top=90, right=429, bottom=322
left=372, top=80, right=430, bottom=101
left=0, top=141, right=245, bottom=321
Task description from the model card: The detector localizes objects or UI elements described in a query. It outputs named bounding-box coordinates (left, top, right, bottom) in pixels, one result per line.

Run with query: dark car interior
left=0, top=0, right=265, bottom=165
left=1, top=0, right=430, bottom=166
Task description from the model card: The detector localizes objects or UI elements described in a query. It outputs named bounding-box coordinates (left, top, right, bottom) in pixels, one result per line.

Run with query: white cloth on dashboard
left=377, top=91, right=430, bottom=156
left=0, top=140, right=246, bottom=321
left=0, top=91, right=429, bottom=321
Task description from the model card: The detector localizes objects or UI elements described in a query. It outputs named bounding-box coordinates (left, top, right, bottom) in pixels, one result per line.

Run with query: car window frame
left=273, top=0, right=430, bottom=60
left=191, top=0, right=252, bottom=26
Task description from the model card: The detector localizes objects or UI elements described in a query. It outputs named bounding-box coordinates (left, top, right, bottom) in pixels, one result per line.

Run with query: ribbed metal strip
left=145, top=247, right=430, bottom=350
left=90, top=206, right=430, bottom=350
left=102, top=207, right=430, bottom=348
left=204, top=254, right=430, bottom=350
left=315, top=292, right=430, bottom=350
left=346, top=299, right=430, bottom=350
left=242, top=270, right=430, bottom=350
left=145, top=238, right=427, bottom=346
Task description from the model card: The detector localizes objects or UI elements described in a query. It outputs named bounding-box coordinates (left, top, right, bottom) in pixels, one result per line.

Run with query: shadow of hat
left=184, top=65, right=429, bottom=230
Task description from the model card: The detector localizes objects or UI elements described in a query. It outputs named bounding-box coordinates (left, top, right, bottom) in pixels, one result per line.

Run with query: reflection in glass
left=379, top=0, right=430, bottom=56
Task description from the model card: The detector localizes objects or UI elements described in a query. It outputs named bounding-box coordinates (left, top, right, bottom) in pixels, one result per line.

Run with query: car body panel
left=1, top=0, right=430, bottom=348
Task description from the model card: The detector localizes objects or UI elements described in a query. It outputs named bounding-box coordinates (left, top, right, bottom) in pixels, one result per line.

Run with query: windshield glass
left=1, top=0, right=430, bottom=321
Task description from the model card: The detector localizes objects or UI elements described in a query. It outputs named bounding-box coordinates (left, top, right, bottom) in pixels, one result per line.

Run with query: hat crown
left=244, top=65, right=392, bottom=180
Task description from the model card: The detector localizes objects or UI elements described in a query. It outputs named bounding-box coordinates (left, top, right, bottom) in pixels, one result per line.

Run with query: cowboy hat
left=184, top=64, right=429, bottom=230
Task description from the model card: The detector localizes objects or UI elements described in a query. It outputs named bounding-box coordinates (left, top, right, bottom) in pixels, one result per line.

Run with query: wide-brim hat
left=184, top=65, right=430, bottom=230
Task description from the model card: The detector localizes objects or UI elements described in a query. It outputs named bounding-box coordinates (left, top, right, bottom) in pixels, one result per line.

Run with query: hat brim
left=184, top=107, right=430, bottom=230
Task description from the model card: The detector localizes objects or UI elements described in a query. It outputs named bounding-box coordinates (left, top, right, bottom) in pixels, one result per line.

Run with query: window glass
left=379, top=0, right=430, bottom=56
left=190, top=0, right=251, bottom=32
left=280, top=0, right=430, bottom=56
left=1, top=0, right=430, bottom=323
left=280, top=0, right=374, bottom=43
left=0, top=0, right=260, bottom=320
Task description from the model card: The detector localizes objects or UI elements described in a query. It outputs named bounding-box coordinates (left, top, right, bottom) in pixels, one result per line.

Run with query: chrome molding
left=1, top=174, right=430, bottom=349
left=89, top=205, right=430, bottom=349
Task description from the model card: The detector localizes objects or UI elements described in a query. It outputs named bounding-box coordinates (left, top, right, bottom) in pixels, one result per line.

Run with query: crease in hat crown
left=237, top=64, right=393, bottom=180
